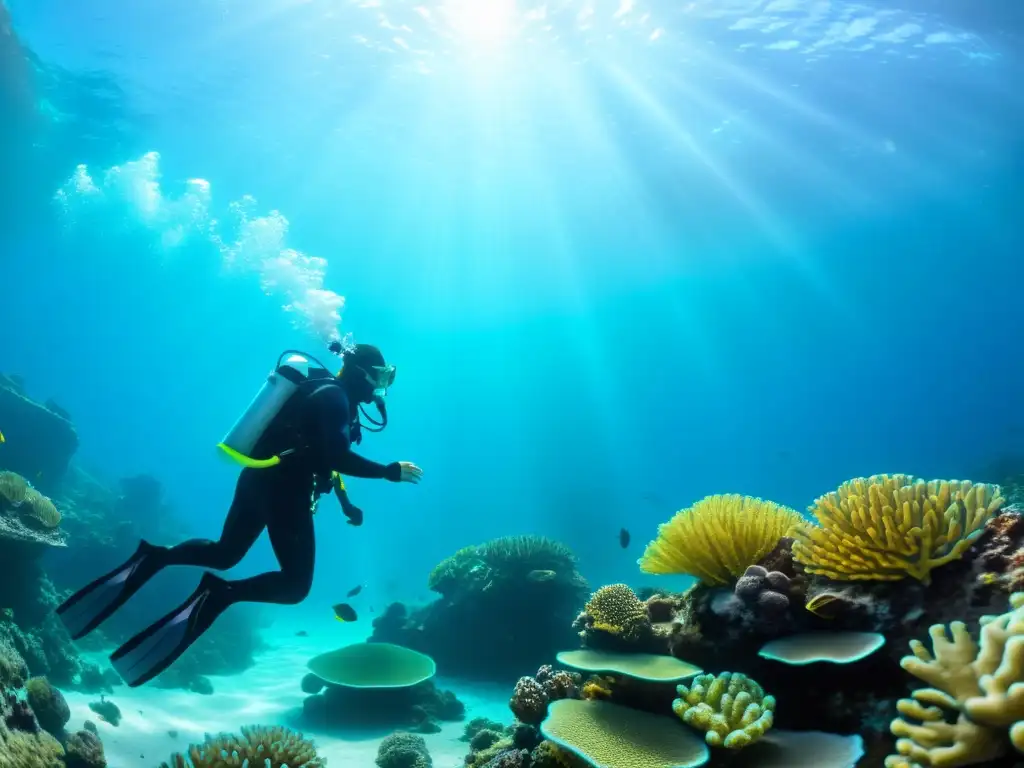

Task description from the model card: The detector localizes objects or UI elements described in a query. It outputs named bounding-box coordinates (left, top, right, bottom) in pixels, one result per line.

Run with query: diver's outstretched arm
left=309, top=382, right=403, bottom=481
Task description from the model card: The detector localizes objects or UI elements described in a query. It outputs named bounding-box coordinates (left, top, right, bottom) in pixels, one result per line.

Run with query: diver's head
left=337, top=343, right=396, bottom=405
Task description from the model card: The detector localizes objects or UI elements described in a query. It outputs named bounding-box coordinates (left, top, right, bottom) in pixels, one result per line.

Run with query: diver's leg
left=56, top=469, right=268, bottom=640
left=163, top=468, right=270, bottom=570
left=218, top=478, right=316, bottom=605
left=108, top=477, right=315, bottom=687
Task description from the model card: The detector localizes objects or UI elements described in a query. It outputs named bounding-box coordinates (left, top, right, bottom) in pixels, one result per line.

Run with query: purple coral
left=757, top=590, right=790, bottom=617
left=765, top=571, right=791, bottom=594
left=735, top=566, right=767, bottom=602
left=509, top=677, right=549, bottom=725
left=734, top=565, right=792, bottom=616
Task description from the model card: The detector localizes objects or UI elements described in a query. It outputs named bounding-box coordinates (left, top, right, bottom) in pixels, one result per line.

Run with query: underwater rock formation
left=301, top=677, right=464, bottom=734
left=0, top=474, right=80, bottom=685
left=370, top=535, right=588, bottom=680
left=0, top=375, right=78, bottom=493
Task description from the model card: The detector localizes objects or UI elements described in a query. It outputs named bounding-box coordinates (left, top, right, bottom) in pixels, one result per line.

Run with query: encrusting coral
left=672, top=672, right=775, bottom=749
left=0, top=723, right=65, bottom=768
left=885, top=592, right=1024, bottom=767
left=639, top=494, right=804, bottom=585
left=793, top=474, right=1004, bottom=583
left=158, top=725, right=324, bottom=768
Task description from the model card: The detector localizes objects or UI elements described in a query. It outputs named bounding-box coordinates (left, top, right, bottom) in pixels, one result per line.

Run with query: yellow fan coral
left=159, top=725, right=324, bottom=768
left=793, top=474, right=1003, bottom=583
left=639, top=494, right=804, bottom=585
left=672, top=672, right=775, bottom=749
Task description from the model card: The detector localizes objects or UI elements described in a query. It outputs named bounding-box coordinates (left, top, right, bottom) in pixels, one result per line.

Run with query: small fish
left=619, top=528, right=630, bottom=549
left=295, top=630, right=308, bottom=637
left=0, top=430, right=5, bottom=443
left=804, top=592, right=840, bottom=619
left=528, top=569, right=557, bottom=582
left=332, top=603, right=358, bottom=622
left=346, top=584, right=363, bottom=598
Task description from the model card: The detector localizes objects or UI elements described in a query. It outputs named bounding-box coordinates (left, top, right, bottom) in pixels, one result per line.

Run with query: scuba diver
left=55, top=342, right=422, bottom=687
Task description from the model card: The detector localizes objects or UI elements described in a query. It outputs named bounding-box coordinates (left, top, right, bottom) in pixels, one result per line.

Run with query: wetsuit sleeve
left=310, top=385, right=402, bottom=481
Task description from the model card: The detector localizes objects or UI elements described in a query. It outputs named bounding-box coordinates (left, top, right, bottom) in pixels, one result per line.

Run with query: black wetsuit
left=157, top=380, right=402, bottom=605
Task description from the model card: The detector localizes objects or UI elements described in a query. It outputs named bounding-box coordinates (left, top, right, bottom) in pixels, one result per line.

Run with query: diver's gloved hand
left=385, top=461, right=423, bottom=484
left=335, top=485, right=364, bottom=526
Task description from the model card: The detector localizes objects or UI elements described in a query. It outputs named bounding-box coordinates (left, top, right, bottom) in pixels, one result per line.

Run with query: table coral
left=639, top=494, right=803, bottom=585
left=672, top=672, right=775, bottom=749
left=793, top=474, right=1003, bottom=583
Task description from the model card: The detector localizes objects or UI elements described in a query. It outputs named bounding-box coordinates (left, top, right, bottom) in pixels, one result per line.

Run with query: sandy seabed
left=62, top=618, right=509, bottom=767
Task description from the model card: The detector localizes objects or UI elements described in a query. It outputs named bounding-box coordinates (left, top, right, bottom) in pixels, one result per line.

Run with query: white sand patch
left=61, top=622, right=510, bottom=767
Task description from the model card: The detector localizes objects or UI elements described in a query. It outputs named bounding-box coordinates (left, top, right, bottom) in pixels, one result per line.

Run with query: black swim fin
left=56, top=540, right=167, bottom=640
left=109, top=572, right=233, bottom=688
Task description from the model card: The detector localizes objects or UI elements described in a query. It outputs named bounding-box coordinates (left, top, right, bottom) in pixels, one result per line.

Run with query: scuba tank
left=217, top=352, right=333, bottom=468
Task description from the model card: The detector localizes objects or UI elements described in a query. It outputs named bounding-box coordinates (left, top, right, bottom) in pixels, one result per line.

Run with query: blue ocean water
left=3, top=0, right=1023, bottom=609
left=1, top=4, right=1023, bottom=760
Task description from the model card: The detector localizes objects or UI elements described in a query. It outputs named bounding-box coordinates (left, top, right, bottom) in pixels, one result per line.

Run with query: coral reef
left=638, top=494, right=804, bottom=585
left=793, top=474, right=1004, bottom=583
left=376, top=731, right=431, bottom=768
left=371, top=535, right=588, bottom=680
left=506, top=474, right=1024, bottom=765
left=0, top=641, right=106, bottom=768
left=159, top=726, right=324, bottom=768
left=672, top=672, right=775, bottom=749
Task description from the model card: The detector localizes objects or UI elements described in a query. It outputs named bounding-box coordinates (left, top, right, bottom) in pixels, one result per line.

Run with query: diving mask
left=364, top=364, right=396, bottom=395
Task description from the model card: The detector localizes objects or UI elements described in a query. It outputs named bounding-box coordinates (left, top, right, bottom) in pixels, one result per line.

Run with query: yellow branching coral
left=793, top=474, right=1003, bottom=584
left=639, top=494, right=804, bottom=585
left=0, top=470, right=61, bottom=528
left=886, top=593, right=1024, bottom=767
left=579, top=584, right=649, bottom=640
left=159, top=725, right=324, bottom=768
left=672, top=672, right=775, bottom=749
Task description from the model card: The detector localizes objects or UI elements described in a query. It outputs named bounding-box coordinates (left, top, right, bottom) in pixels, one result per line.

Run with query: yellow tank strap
left=216, top=443, right=282, bottom=469
left=332, top=471, right=346, bottom=492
